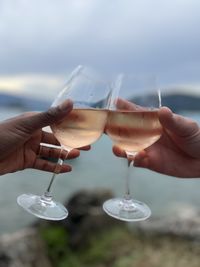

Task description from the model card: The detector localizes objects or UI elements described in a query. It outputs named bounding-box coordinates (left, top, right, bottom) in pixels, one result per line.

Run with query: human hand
left=0, top=100, right=90, bottom=175
left=112, top=100, right=200, bottom=178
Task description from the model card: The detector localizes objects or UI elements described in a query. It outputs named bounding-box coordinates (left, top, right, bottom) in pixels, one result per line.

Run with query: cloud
left=0, top=73, right=69, bottom=100
left=0, top=0, right=200, bottom=91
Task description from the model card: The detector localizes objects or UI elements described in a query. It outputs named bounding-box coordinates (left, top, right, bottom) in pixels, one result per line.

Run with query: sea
left=0, top=107, right=200, bottom=235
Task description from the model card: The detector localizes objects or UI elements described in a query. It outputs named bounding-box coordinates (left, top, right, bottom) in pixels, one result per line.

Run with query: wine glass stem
left=44, top=148, right=70, bottom=198
left=124, top=155, right=134, bottom=200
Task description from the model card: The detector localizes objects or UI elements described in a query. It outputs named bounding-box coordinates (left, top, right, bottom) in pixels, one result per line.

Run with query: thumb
left=19, top=99, right=73, bottom=132
left=158, top=107, right=199, bottom=137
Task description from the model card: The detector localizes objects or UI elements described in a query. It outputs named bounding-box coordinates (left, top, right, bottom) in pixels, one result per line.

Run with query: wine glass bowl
left=51, top=106, right=108, bottom=152
left=17, top=66, right=110, bottom=220
left=105, top=107, right=162, bottom=155
left=103, top=74, right=162, bottom=221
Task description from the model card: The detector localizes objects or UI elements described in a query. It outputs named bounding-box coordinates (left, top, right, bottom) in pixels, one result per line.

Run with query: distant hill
left=0, top=92, right=199, bottom=113
left=133, top=92, right=200, bottom=113
left=162, top=93, right=200, bottom=113
left=0, top=92, right=51, bottom=111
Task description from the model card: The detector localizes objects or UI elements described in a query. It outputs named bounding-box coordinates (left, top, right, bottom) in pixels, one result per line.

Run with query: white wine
left=51, top=109, right=108, bottom=150
left=106, top=110, right=162, bottom=153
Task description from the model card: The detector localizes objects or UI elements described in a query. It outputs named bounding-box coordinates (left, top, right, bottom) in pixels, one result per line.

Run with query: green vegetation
left=40, top=225, right=200, bottom=267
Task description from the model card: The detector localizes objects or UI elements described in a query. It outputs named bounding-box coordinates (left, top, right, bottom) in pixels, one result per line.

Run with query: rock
left=0, top=228, right=52, bottom=267
left=136, top=205, right=200, bottom=240
left=63, top=189, right=122, bottom=248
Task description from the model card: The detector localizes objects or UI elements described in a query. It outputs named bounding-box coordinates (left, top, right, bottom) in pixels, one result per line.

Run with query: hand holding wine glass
left=17, top=66, right=110, bottom=220
left=113, top=105, right=200, bottom=178
left=0, top=100, right=80, bottom=175
left=103, top=74, right=163, bottom=221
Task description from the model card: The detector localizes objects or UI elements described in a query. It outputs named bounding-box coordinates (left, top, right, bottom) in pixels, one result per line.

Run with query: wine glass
left=103, top=74, right=162, bottom=221
left=17, top=65, right=110, bottom=220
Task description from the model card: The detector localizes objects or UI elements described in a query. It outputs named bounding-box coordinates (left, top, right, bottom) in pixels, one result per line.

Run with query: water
left=0, top=107, right=200, bottom=234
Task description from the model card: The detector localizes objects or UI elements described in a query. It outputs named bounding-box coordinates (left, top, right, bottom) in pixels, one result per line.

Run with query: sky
left=1, top=0, right=200, bottom=99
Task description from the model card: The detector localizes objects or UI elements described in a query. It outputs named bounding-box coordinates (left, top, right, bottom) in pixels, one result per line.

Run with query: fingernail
left=58, top=99, right=73, bottom=111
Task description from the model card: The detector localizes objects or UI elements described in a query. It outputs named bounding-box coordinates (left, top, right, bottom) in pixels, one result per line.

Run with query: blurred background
left=0, top=1, right=200, bottom=267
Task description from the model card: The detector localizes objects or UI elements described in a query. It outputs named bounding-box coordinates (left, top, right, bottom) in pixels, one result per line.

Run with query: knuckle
left=190, top=120, right=199, bottom=130
left=45, top=107, right=58, bottom=119
left=187, top=120, right=199, bottom=135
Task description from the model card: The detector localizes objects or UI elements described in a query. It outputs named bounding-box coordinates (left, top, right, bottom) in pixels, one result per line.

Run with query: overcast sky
left=0, top=0, right=200, bottom=99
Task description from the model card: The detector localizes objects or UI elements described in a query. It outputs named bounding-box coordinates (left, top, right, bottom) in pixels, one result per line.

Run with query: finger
left=66, top=147, right=90, bottom=159
left=17, top=99, right=73, bottom=132
left=116, top=98, right=145, bottom=111
left=39, top=143, right=90, bottom=159
left=39, top=145, right=81, bottom=160
left=41, top=131, right=60, bottom=146
left=112, top=145, right=126, bottom=158
left=67, top=149, right=80, bottom=159
left=134, top=150, right=149, bottom=167
left=78, top=145, right=91, bottom=151
left=159, top=107, right=199, bottom=137
left=39, top=145, right=65, bottom=159
left=33, top=158, right=72, bottom=173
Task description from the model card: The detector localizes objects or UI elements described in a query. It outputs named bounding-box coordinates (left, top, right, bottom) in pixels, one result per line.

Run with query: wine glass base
left=103, top=198, right=151, bottom=222
left=17, top=193, right=68, bottom=221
